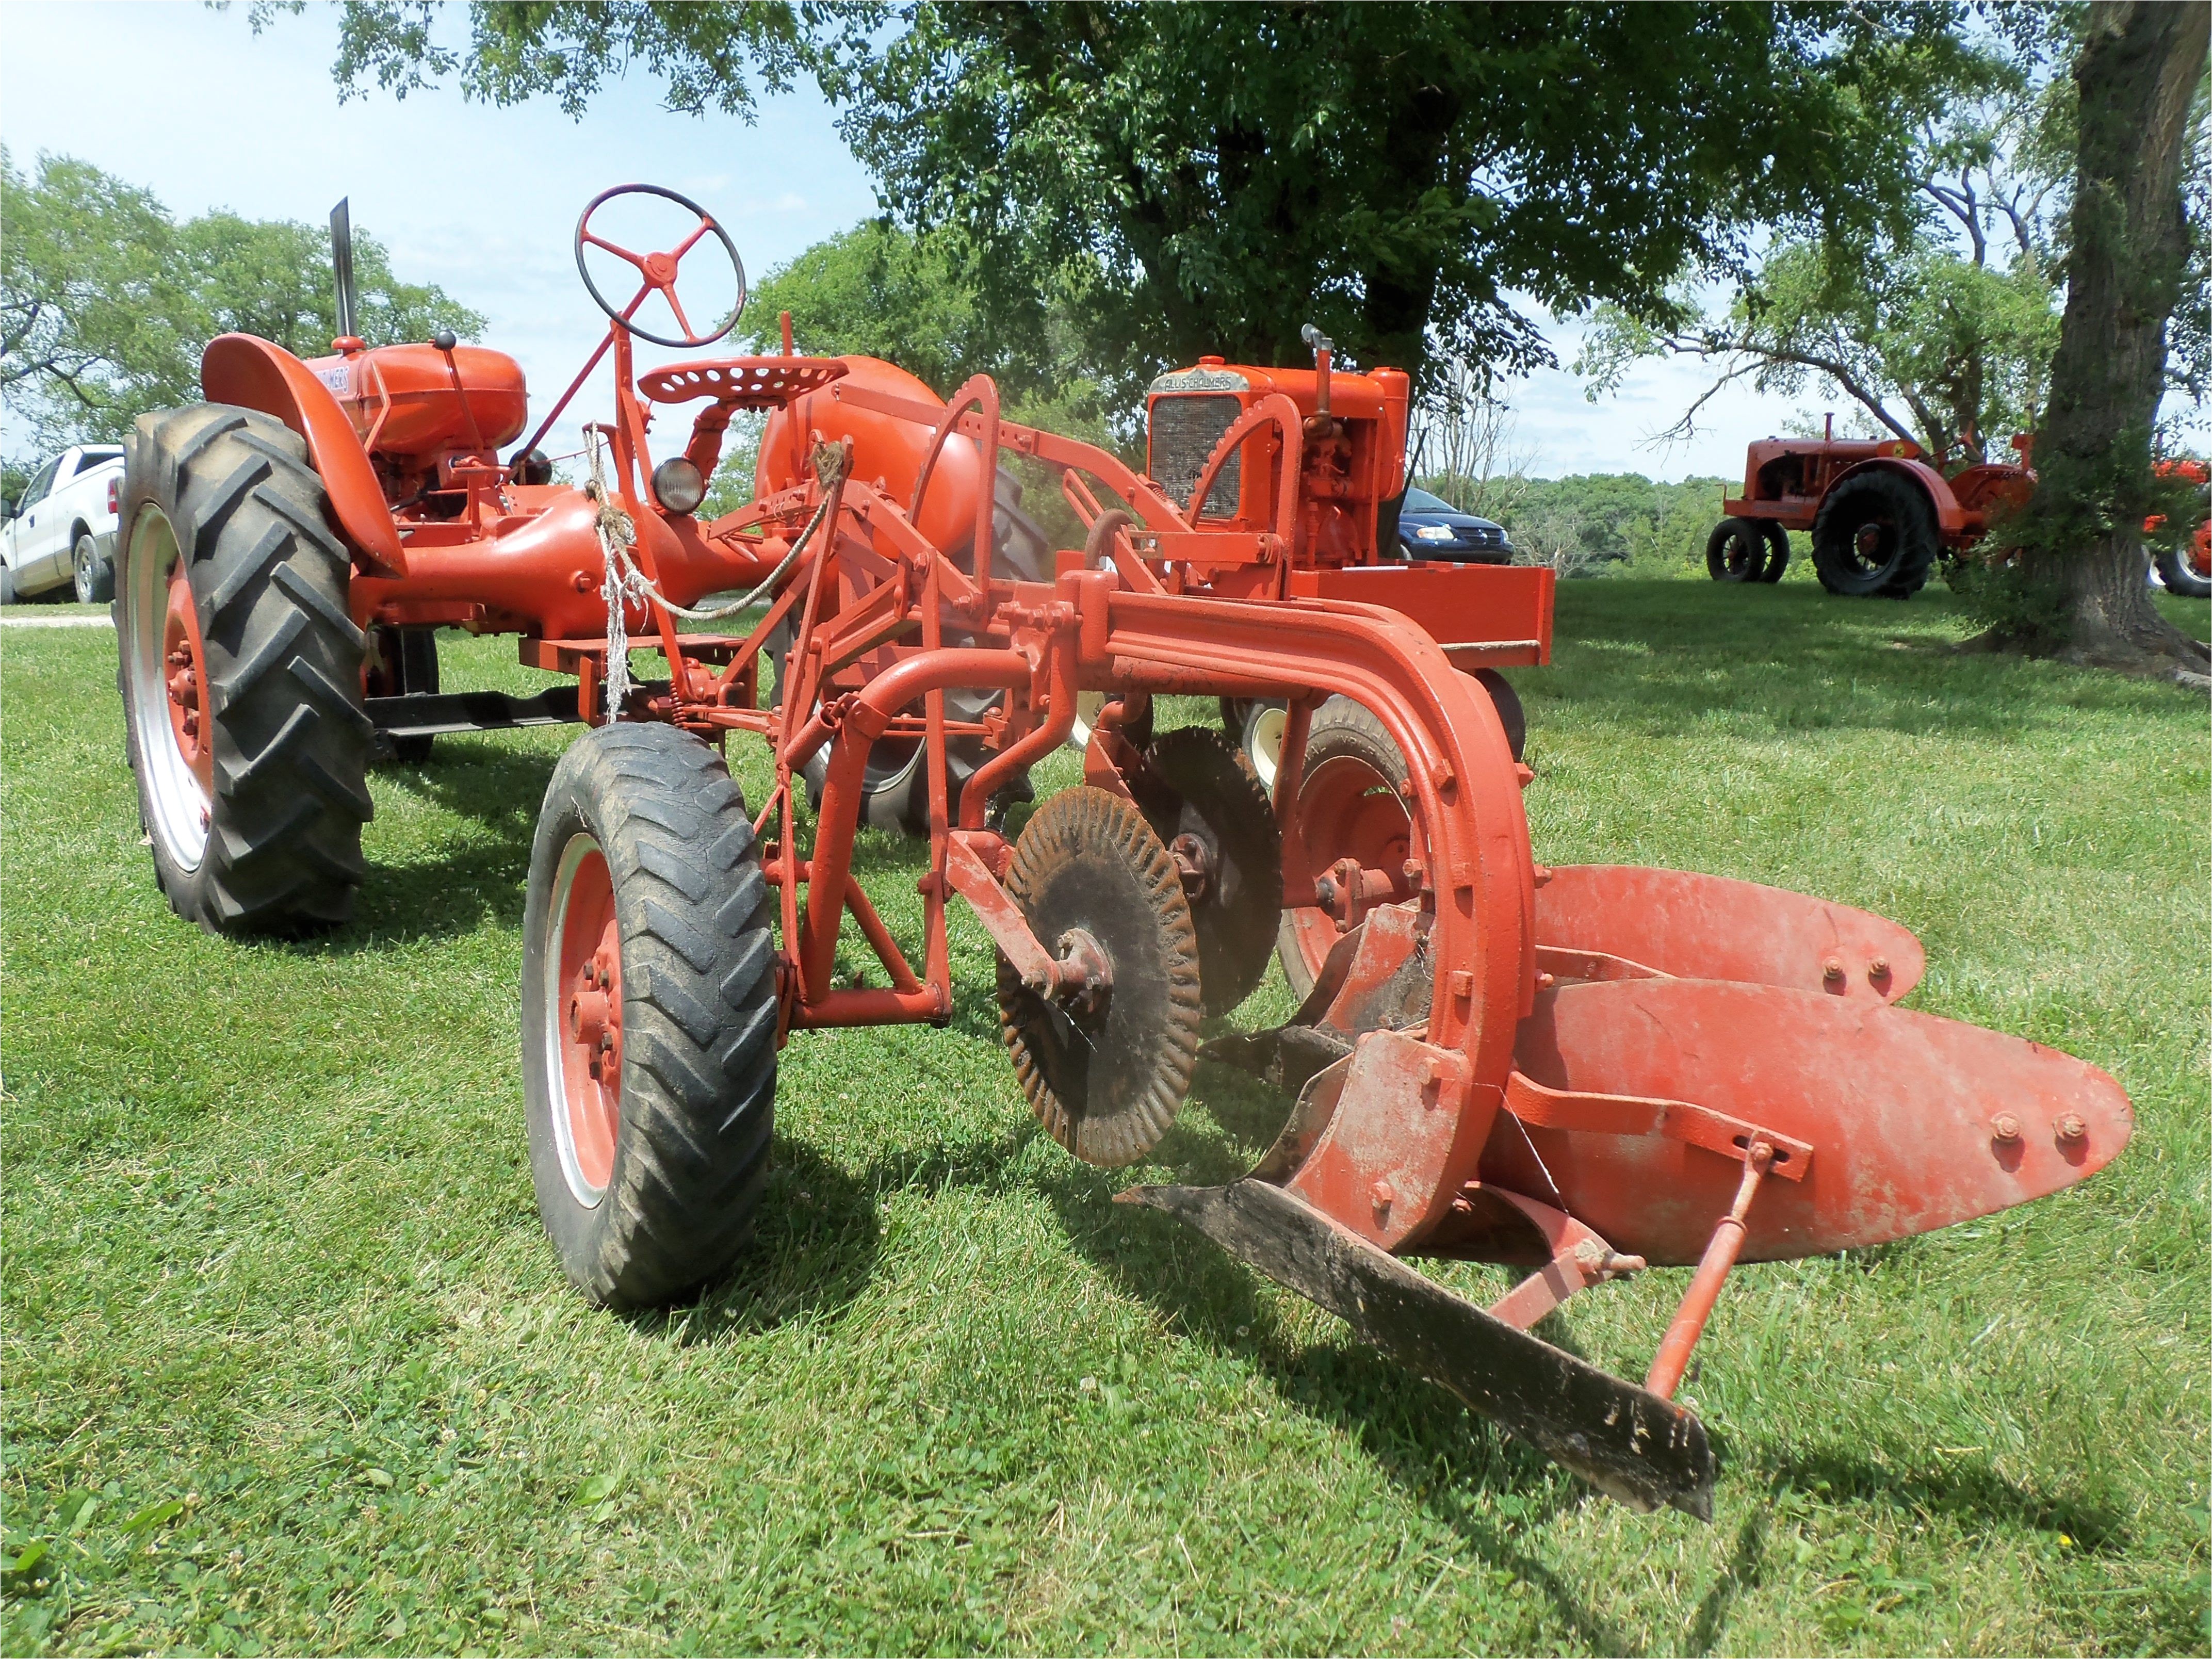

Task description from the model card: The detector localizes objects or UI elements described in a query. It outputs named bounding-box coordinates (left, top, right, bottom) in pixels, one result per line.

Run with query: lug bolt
left=2055, top=1114, right=2087, bottom=1146
left=1991, top=1114, right=2022, bottom=1145
left=1822, top=958, right=1845, bottom=984
left=1868, top=956, right=1890, bottom=979
left=1370, top=1179, right=1394, bottom=1212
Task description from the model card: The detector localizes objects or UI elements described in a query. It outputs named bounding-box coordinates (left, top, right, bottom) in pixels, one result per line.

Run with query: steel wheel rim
left=74, top=539, right=94, bottom=601
left=1243, top=703, right=1288, bottom=791
left=1726, top=528, right=1761, bottom=578
left=1850, top=518, right=1895, bottom=575
left=546, top=833, right=623, bottom=1207
left=1286, top=752, right=1420, bottom=980
left=123, top=505, right=211, bottom=870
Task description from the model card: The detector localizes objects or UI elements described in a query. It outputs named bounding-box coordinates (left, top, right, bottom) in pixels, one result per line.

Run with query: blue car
left=1396, top=486, right=1515, bottom=563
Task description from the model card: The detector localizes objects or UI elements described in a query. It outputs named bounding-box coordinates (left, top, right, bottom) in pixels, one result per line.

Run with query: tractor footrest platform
left=1119, top=1178, right=1715, bottom=1519
left=367, top=689, right=585, bottom=738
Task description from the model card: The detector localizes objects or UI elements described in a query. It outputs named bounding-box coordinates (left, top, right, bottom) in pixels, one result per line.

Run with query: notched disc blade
left=1143, top=726, right=1283, bottom=1017
left=1489, top=977, right=2133, bottom=1265
left=1536, top=865, right=1925, bottom=1003
left=998, top=787, right=1203, bottom=1167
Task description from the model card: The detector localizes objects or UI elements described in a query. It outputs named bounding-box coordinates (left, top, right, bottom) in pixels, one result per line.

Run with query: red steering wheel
left=574, top=184, right=746, bottom=350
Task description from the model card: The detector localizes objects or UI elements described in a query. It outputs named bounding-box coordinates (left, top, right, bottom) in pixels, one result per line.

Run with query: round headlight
left=652, top=457, right=706, bottom=515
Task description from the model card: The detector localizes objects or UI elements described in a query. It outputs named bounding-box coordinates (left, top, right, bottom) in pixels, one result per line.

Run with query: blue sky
left=2, top=0, right=1817, bottom=480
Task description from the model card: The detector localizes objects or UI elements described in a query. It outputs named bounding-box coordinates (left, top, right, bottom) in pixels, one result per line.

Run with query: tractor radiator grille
left=1149, top=393, right=1242, bottom=519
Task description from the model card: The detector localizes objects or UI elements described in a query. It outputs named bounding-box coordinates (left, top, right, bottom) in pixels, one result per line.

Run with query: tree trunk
left=2006, top=0, right=2209, bottom=679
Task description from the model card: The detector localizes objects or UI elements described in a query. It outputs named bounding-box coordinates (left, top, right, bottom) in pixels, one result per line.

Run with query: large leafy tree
left=1576, top=26, right=2073, bottom=464
left=292, top=1, right=1973, bottom=401
left=1, top=149, right=482, bottom=463
left=2001, top=0, right=2209, bottom=677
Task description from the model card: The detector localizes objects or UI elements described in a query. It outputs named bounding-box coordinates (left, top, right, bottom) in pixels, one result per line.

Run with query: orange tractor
left=1706, top=422, right=2038, bottom=597
left=118, top=187, right=2132, bottom=1518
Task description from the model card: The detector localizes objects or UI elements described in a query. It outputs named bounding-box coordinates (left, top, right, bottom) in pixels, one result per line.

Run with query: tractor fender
left=1826, top=457, right=1974, bottom=540
left=201, top=334, right=406, bottom=576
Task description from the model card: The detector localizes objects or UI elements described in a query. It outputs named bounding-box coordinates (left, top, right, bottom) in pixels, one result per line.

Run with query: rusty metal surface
left=1490, top=977, right=2133, bottom=1265
left=1119, top=1179, right=1715, bottom=1519
left=1535, top=864, right=1925, bottom=1003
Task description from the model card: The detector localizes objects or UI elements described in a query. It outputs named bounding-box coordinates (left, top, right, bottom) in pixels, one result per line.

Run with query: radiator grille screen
left=1149, top=394, right=1242, bottom=519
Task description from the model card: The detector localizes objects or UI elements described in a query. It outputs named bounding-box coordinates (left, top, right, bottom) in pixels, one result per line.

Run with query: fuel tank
left=300, top=343, right=529, bottom=463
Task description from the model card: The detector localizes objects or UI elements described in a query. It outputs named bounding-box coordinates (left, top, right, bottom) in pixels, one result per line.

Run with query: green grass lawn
left=4, top=580, right=2207, bottom=1656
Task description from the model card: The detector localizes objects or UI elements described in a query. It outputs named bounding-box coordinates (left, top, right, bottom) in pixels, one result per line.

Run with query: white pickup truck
left=2, top=444, right=125, bottom=604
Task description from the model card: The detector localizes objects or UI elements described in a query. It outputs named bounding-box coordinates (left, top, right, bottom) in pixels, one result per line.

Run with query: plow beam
left=1119, top=1179, right=1716, bottom=1519
left=1492, top=977, right=2134, bottom=1265
left=1536, top=864, right=1925, bottom=1003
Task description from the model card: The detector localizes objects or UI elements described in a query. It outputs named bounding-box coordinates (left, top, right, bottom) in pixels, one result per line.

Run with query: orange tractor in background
left=2149, top=457, right=2212, bottom=598
left=116, top=186, right=2132, bottom=1519
left=1705, top=420, right=2038, bottom=597
left=1707, top=422, right=2210, bottom=600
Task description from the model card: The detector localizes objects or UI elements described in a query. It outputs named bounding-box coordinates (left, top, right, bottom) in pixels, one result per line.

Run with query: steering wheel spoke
left=574, top=184, right=746, bottom=350
left=580, top=230, right=650, bottom=272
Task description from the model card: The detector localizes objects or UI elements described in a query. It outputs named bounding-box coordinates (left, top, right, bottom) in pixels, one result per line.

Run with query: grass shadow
left=633, top=1140, right=884, bottom=1344
left=1022, top=1141, right=1639, bottom=1649
left=1685, top=1503, right=1769, bottom=1655
left=1750, top=1440, right=2129, bottom=1552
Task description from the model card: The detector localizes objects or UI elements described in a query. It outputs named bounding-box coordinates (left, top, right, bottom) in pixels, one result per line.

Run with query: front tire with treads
left=522, top=722, right=778, bottom=1309
left=117, top=403, right=372, bottom=934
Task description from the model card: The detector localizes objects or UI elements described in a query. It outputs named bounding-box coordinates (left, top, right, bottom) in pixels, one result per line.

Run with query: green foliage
left=1420, top=471, right=1733, bottom=576
left=299, top=2, right=1975, bottom=399
left=1, top=148, right=482, bottom=463
left=5, top=587, right=2207, bottom=1653
left=744, top=218, right=1096, bottom=419
left=1578, top=25, right=2077, bottom=467
left=825, top=4, right=1973, bottom=397
left=276, top=0, right=816, bottom=120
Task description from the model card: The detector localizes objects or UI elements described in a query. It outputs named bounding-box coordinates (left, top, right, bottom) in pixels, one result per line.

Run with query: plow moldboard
left=1535, top=865, right=1926, bottom=1003
left=1487, top=978, right=2132, bottom=1265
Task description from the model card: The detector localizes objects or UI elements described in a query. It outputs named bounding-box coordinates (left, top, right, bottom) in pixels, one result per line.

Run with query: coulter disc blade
left=1488, top=977, right=2133, bottom=1265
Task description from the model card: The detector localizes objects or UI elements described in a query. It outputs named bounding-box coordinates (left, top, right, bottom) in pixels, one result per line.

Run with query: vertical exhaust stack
left=329, top=198, right=359, bottom=345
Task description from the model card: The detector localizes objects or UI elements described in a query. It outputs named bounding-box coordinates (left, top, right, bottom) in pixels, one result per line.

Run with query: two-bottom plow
left=114, top=184, right=2133, bottom=1521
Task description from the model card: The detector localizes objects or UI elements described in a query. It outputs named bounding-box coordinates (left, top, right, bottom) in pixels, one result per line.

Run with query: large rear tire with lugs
left=117, top=403, right=373, bottom=934
left=521, top=722, right=779, bottom=1309
left=1811, top=470, right=1939, bottom=598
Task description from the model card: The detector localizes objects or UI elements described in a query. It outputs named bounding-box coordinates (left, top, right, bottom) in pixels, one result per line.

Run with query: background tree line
left=0, top=147, right=480, bottom=496
left=10, top=3, right=2203, bottom=670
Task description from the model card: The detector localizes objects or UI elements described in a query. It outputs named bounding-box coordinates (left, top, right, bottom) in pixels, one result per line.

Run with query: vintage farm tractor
left=116, top=187, right=2133, bottom=1519
left=1706, top=420, right=2037, bottom=597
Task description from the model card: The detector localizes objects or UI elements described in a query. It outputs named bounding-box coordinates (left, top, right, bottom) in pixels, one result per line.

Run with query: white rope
left=582, top=431, right=834, bottom=713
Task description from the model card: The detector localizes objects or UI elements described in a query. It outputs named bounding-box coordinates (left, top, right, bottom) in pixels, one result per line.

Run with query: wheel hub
left=548, top=837, right=624, bottom=1203
left=161, top=563, right=212, bottom=791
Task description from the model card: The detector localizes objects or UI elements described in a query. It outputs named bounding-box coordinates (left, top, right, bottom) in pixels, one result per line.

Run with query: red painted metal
left=1534, top=864, right=1925, bottom=1003
left=553, top=842, right=624, bottom=1195
left=1488, top=977, right=2131, bottom=1265
left=176, top=183, right=2142, bottom=1509
left=1721, top=432, right=2035, bottom=550
left=161, top=559, right=213, bottom=799
left=1643, top=1144, right=1771, bottom=1399
left=2150, top=458, right=2211, bottom=576
left=201, top=334, right=407, bottom=575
